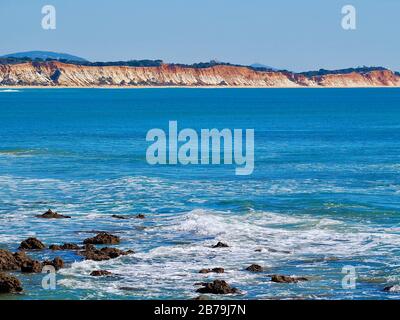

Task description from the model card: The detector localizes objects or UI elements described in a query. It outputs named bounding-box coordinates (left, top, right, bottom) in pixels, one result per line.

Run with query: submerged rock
left=83, top=232, right=120, bottom=245
left=19, top=237, right=46, bottom=250
left=199, top=268, right=225, bottom=274
left=384, top=285, right=400, bottom=292
left=196, top=280, right=238, bottom=294
left=111, top=215, right=128, bottom=220
left=135, top=214, right=145, bottom=219
left=0, top=273, right=23, bottom=294
left=246, top=264, right=263, bottom=272
left=36, top=209, right=71, bottom=219
left=212, top=242, right=229, bottom=248
left=49, top=243, right=81, bottom=251
left=193, top=295, right=209, bottom=300
left=42, top=257, right=64, bottom=271
left=270, top=275, right=309, bottom=283
left=90, top=270, right=112, bottom=277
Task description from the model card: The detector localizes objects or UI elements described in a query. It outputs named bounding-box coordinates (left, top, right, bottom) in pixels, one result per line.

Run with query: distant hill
left=250, top=63, right=277, bottom=71
left=1, top=51, right=88, bottom=62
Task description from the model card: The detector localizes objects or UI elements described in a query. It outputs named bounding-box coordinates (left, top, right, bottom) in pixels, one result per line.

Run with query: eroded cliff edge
left=1, top=61, right=399, bottom=87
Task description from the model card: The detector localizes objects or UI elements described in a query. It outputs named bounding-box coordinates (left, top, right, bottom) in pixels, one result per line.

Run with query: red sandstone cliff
left=0, top=61, right=399, bottom=87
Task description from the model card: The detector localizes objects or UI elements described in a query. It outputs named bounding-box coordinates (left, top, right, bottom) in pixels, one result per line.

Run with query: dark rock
left=21, top=260, right=43, bottom=273
left=196, top=280, right=238, bottom=294
left=80, top=244, right=133, bottom=261
left=48, top=245, right=61, bottom=251
left=49, top=243, right=80, bottom=251
left=36, top=209, right=71, bottom=219
left=0, top=249, right=19, bottom=271
left=90, top=270, right=112, bottom=277
left=42, top=257, right=64, bottom=271
left=0, top=273, right=23, bottom=293
left=83, top=232, right=120, bottom=245
left=111, top=215, right=128, bottom=220
left=246, top=264, right=263, bottom=272
left=19, top=237, right=46, bottom=250
left=135, top=214, right=145, bottom=219
left=13, top=251, right=33, bottom=268
left=270, top=275, right=309, bottom=283
left=199, top=268, right=225, bottom=274
left=384, top=285, right=400, bottom=292
left=100, top=247, right=130, bottom=259
left=212, top=242, right=229, bottom=248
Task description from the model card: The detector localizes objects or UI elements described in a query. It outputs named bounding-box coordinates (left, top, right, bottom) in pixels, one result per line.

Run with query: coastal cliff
left=1, top=61, right=399, bottom=87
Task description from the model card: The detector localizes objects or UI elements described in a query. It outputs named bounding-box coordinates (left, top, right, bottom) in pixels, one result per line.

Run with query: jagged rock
left=0, top=273, right=23, bottom=293
left=212, top=242, right=229, bottom=248
left=196, top=280, right=238, bottom=294
left=42, top=257, right=64, bottom=271
left=90, top=270, right=112, bottom=276
left=83, top=232, right=120, bottom=245
left=0, top=249, right=19, bottom=271
left=199, top=268, right=225, bottom=274
left=21, top=260, right=43, bottom=273
left=49, top=243, right=81, bottom=251
left=246, top=264, right=263, bottom=272
left=80, top=244, right=133, bottom=261
left=36, top=209, right=71, bottom=219
left=135, top=214, right=145, bottom=219
left=19, top=237, right=46, bottom=250
left=270, top=275, right=309, bottom=283
left=111, top=215, right=128, bottom=220
left=13, top=251, right=33, bottom=267
left=384, top=285, right=400, bottom=292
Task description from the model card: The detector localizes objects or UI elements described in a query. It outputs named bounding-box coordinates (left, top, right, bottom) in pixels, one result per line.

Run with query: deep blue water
left=0, top=88, right=400, bottom=300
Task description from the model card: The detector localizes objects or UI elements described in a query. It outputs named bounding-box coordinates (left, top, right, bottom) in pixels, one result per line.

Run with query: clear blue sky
left=0, top=0, right=399, bottom=71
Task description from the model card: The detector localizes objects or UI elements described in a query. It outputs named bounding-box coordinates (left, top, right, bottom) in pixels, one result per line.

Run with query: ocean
left=0, top=88, right=399, bottom=300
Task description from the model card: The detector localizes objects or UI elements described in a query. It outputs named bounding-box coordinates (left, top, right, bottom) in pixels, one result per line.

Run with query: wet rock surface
left=212, top=242, right=229, bottom=248
left=83, top=232, right=120, bottom=245
left=0, top=249, right=19, bottom=271
left=19, top=237, right=46, bottom=250
left=111, top=215, right=128, bottom=220
left=36, top=209, right=71, bottom=219
left=80, top=244, right=133, bottom=261
left=384, top=285, right=400, bottom=292
left=135, top=214, right=145, bottom=219
left=246, top=264, right=263, bottom=272
left=270, top=275, right=309, bottom=283
left=0, top=272, right=23, bottom=294
left=90, top=270, right=112, bottom=276
left=21, top=260, right=43, bottom=273
left=199, top=268, right=225, bottom=274
left=196, top=280, right=238, bottom=294
left=43, top=257, right=64, bottom=271
left=49, top=243, right=81, bottom=251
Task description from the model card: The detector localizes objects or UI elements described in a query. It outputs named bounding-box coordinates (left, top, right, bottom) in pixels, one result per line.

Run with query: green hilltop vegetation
left=0, top=54, right=395, bottom=75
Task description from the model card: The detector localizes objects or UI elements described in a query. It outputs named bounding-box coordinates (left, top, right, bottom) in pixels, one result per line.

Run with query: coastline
left=2, top=85, right=400, bottom=89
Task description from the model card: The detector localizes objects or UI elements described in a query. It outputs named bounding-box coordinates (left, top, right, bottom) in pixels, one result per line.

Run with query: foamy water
left=0, top=88, right=400, bottom=300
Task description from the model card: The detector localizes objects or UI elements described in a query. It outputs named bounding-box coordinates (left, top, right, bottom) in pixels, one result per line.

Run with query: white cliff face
left=1, top=62, right=399, bottom=87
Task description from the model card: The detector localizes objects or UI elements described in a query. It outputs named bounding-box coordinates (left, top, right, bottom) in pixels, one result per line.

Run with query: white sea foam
left=53, top=208, right=400, bottom=298
left=0, top=89, right=20, bottom=93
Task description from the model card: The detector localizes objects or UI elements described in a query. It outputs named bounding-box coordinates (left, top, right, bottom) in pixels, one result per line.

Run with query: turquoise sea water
left=0, top=88, right=400, bottom=300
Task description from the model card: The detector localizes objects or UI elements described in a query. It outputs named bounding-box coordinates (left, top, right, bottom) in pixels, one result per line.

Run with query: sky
left=0, top=0, right=399, bottom=72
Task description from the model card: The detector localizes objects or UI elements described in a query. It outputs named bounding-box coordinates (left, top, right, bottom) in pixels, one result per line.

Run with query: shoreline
left=2, top=85, right=400, bottom=89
